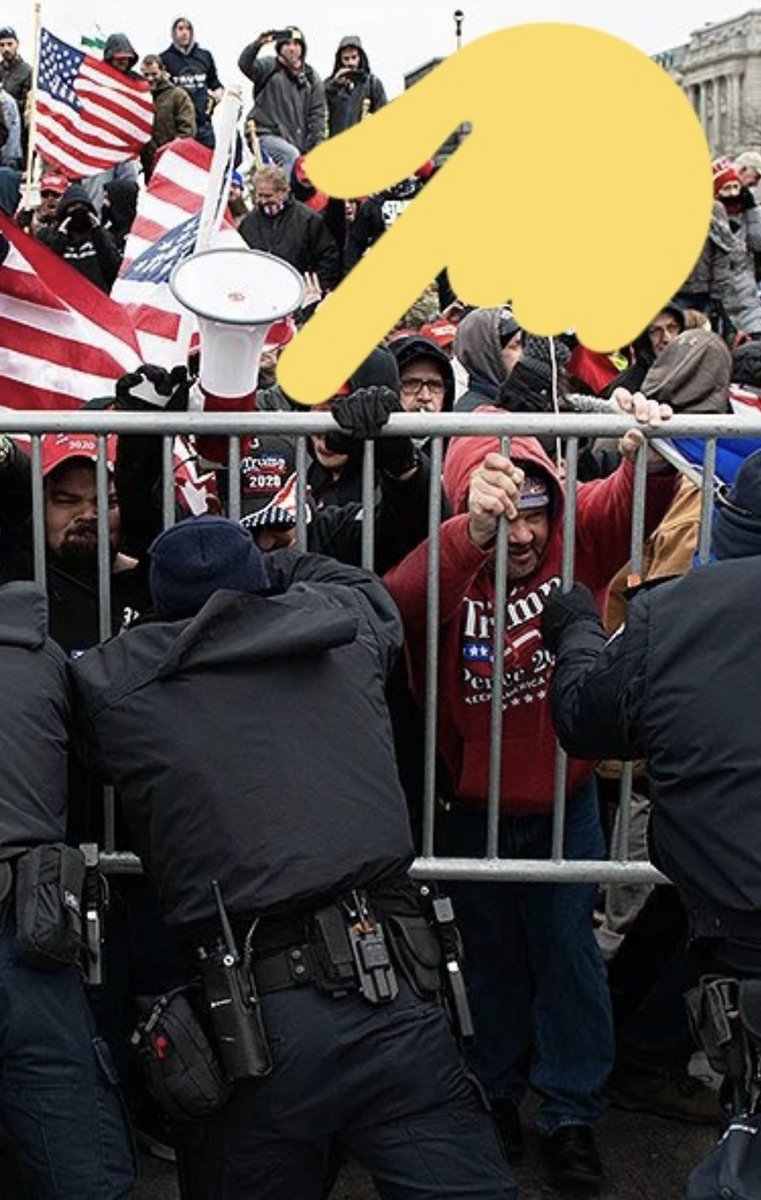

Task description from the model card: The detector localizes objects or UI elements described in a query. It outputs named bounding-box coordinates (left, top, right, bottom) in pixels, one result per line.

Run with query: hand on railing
left=612, top=388, right=673, bottom=470
left=467, top=451, right=525, bottom=547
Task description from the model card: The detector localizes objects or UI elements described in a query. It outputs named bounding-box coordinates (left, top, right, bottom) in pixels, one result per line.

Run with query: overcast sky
left=5, top=1, right=759, bottom=97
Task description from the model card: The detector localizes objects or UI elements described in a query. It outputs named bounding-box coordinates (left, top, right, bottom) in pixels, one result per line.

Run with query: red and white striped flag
left=112, top=138, right=240, bottom=366
left=0, top=214, right=142, bottom=409
left=35, top=28, right=153, bottom=178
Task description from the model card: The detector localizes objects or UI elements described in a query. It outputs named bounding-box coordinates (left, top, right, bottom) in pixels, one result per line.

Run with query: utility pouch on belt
left=14, top=844, right=85, bottom=971
left=386, top=915, right=442, bottom=997
left=132, top=987, right=232, bottom=1122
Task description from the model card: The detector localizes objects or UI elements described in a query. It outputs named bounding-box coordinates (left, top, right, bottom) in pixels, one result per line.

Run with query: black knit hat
left=712, top=449, right=761, bottom=561
left=149, top=515, right=269, bottom=617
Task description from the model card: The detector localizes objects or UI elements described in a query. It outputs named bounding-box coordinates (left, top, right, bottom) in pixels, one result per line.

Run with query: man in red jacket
left=384, top=392, right=677, bottom=1193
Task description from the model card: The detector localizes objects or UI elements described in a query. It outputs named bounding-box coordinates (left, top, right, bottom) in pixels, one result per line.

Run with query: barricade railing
left=4, top=408, right=758, bottom=886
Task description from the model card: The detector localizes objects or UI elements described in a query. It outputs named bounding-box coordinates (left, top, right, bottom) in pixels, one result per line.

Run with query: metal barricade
left=2, top=407, right=757, bottom=886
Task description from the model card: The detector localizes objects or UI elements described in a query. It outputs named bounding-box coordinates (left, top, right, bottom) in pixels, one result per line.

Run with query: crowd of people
left=1, top=15, right=761, bottom=1200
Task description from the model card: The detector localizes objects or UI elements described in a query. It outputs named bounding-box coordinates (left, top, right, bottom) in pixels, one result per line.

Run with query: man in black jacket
left=160, top=17, right=223, bottom=150
left=325, top=35, right=387, bottom=137
left=36, top=184, right=122, bottom=293
left=239, top=165, right=340, bottom=292
left=542, top=448, right=761, bottom=976
left=70, top=515, right=516, bottom=1200
left=0, top=581, right=134, bottom=1198
left=0, top=432, right=149, bottom=656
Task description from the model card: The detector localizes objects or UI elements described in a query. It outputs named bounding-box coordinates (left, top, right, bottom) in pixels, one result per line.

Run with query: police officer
left=70, top=515, right=515, bottom=1199
left=541, top=453, right=761, bottom=980
left=0, top=581, right=134, bottom=1199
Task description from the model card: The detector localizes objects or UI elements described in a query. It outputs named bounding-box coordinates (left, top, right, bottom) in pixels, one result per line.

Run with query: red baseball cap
left=41, top=432, right=117, bottom=477
left=420, top=319, right=457, bottom=349
left=39, top=173, right=68, bottom=196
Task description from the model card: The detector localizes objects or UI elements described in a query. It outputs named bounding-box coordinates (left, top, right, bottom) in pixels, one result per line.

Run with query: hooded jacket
left=384, top=432, right=678, bottom=814
left=453, top=308, right=509, bottom=411
left=238, top=35, right=326, bottom=152
left=70, top=551, right=414, bottom=931
left=306, top=347, right=400, bottom=508
left=388, top=335, right=455, bottom=412
left=602, top=304, right=686, bottom=398
left=36, top=184, right=122, bottom=293
left=103, top=33, right=139, bottom=74
left=0, top=582, right=70, bottom=862
left=161, top=19, right=221, bottom=139
left=326, top=35, right=387, bottom=136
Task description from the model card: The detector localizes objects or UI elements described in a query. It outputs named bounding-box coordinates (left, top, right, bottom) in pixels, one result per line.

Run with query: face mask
left=258, top=198, right=286, bottom=218
left=720, top=195, right=744, bottom=216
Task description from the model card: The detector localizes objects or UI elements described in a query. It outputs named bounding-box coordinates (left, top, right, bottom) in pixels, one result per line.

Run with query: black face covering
left=67, top=209, right=91, bottom=233
left=720, top=195, right=744, bottom=217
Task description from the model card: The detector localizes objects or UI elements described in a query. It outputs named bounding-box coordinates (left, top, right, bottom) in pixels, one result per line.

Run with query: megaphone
left=170, top=246, right=304, bottom=465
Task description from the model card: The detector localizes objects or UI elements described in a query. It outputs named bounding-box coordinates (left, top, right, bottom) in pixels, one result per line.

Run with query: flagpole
left=174, top=86, right=243, bottom=371
left=22, top=1, right=43, bottom=203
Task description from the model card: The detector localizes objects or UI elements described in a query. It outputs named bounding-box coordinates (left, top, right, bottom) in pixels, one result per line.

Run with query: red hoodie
left=384, top=433, right=678, bottom=815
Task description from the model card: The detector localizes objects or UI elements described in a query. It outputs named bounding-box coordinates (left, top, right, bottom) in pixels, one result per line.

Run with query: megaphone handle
left=196, top=389, right=257, bottom=467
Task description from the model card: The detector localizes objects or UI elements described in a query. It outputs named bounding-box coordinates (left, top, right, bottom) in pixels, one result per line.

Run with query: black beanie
left=149, top=515, right=269, bottom=617
left=712, top=449, right=761, bottom=561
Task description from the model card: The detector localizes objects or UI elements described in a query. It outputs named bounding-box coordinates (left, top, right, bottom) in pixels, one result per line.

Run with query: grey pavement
left=134, top=1107, right=717, bottom=1199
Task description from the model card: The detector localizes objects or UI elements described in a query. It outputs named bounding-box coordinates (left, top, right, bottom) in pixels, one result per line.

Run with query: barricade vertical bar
left=227, top=436, right=242, bottom=523
left=697, top=439, right=717, bottom=565
left=422, top=436, right=443, bottom=859
left=361, top=439, right=375, bottom=571
left=617, top=440, right=649, bottom=860
left=551, top=438, right=578, bottom=861
left=162, top=436, right=175, bottom=530
left=96, top=436, right=116, bottom=853
left=486, top=435, right=510, bottom=859
left=295, top=437, right=308, bottom=551
left=30, top=435, right=46, bottom=588
left=96, top=436, right=112, bottom=642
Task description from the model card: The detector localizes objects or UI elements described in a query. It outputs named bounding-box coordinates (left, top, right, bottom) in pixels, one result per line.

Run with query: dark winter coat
left=70, top=551, right=414, bottom=932
left=325, top=35, right=387, bottom=136
left=0, top=582, right=70, bottom=862
left=549, top=558, right=761, bottom=941
left=144, top=75, right=196, bottom=167
left=238, top=40, right=326, bottom=152
left=36, top=184, right=122, bottom=293
left=239, top=197, right=340, bottom=290
left=160, top=40, right=221, bottom=142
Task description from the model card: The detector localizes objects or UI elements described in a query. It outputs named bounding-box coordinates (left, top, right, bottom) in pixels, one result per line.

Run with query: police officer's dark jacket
left=0, top=582, right=69, bottom=862
left=70, top=551, right=414, bottom=932
left=548, top=558, right=761, bottom=941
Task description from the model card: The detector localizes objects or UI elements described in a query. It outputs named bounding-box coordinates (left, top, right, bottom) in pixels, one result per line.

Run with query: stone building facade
left=654, top=9, right=761, bottom=156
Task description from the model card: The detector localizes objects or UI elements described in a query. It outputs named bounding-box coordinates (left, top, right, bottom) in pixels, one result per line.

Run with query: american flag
left=35, top=28, right=153, bottom=178
left=0, top=214, right=142, bottom=409
left=112, top=138, right=240, bottom=366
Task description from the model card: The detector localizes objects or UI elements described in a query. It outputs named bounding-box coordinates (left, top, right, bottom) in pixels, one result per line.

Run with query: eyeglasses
left=400, top=377, right=445, bottom=396
left=40, top=190, right=60, bottom=199
left=648, top=321, right=681, bottom=340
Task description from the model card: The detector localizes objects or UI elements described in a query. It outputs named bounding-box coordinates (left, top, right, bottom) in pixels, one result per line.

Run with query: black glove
left=540, top=583, right=600, bottom=655
left=326, top=385, right=417, bottom=477
left=740, top=185, right=757, bottom=211
left=115, top=364, right=190, bottom=412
